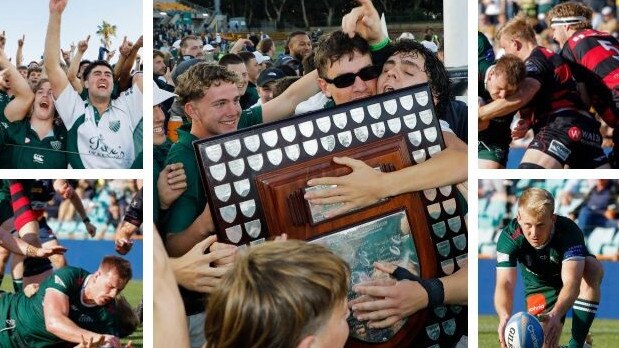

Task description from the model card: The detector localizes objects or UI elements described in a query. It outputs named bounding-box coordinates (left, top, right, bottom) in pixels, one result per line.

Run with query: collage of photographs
left=0, top=0, right=617, bottom=347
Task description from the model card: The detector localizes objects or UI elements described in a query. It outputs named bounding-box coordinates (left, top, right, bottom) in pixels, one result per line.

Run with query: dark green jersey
left=0, top=267, right=119, bottom=348
left=478, top=32, right=495, bottom=95
left=496, top=216, right=589, bottom=297
left=154, top=139, right=172, bottom=228
left=478, top=65, right=515, bottom=149
left=4, top=120, right=68, bottom=169
left=0, top=91, right=14, bottom=169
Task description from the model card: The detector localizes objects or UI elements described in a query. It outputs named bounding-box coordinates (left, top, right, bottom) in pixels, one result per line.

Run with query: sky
left=0, top=0, right=142, bottom=65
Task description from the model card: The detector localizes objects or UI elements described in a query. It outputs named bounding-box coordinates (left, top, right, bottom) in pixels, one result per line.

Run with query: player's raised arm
left=0, top=48, right=34, bottom=122
left=44, top=0, right=70, bottom=97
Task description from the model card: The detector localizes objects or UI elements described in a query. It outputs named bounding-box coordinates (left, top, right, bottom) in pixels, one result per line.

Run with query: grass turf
left=478, top=315, right=619, bottom=347
left=0, top=275, right=143, bottom=348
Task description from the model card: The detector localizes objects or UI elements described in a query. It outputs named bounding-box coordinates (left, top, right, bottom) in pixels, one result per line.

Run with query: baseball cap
left=602, top=6, right=613, bottom=16
left=205, top=44, right=215, bottom=52
left=274, top=55, right=299, bottom=69
left=153, top=81, right=176, bottom=106
left=253, top=51, right=270, bottom=64
left=421, top=41, right=438, bottom=53
left=257, top=67, right=285, bottom=87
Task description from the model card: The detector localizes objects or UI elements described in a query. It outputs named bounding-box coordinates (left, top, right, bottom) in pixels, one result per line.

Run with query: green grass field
left=479, top=315, right=619, bottom=347
left=0, top=276, right=143, bottom=348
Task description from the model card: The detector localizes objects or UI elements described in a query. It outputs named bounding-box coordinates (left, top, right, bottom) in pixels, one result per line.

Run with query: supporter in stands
left=574, top=179, right=619, bottom=236
left=286, top=31, right=312, bottom=75
left=218, top=53, right=249, bottom=106
left=26, top=67, right=42, bottom=87
left=254, top=67, right=285, bottom=107
left=238, top=51, right=262, bottom=108
left=178, top=34, right=204, bottom=62
left=257, top=37, right=276, bottom=59
left=271, top=75, right=300, bottom=98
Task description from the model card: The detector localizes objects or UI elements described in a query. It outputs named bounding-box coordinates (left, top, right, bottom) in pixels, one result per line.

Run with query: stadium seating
left=587, top=227, right=616, bottom=254
left=601, top=230, right=619, bottom=260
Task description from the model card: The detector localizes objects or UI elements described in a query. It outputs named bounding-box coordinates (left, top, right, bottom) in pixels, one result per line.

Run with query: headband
left=550, top=16, right=587, bottom=27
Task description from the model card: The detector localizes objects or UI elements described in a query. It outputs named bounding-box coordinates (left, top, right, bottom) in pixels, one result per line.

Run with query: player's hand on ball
left=543, top=312, right=562, bottom=348
left=76, top=334, right=105, bottom=347
left=497, top=315, right=509, bottom=348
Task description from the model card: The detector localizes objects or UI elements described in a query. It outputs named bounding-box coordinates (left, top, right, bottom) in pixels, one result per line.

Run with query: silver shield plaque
left=400, top=95, right=414, bottom=110
left=220, top=204, right=237, bottom=223
left=441, top=259, right=455, bottom=275
left=243, top=134, right=261, bottom=153
left=424, top=127, right=437, bottom=143
left=408, top=131, right=422, bottom=147
left=204, top=144, right=223, bottom=162
left=367, top=103, right=382, bottom=119
left=383, top=99, right=398, bottom=115
left=403, top=113, right=417, bottom=130
left=453, top=234, right=466, bottom=251
left=299, top=120, right=314, bottom=137
left=303, top=139, right=318, bottom=156
left=320, top=135, right=336, bottom=152
left=437, top=240, right=451, bottom=257
left=427, top=203, right=441, bottom=219
left=432, top=221, right=447, bottom=238
left=423, top=188, right=437, bottom=201
left=332, top=112, right=347, bottom=129
left=224, top=139, right=242, bottom=158
left=337, top=131, right=352, bottom=147
left=415, top=91, right=429, bottom=106
left=428, top=145, right=442, bottom=156
left=439, top=185, right=452, bottom=197
left=371, top=122, right=386, bottom=138
left=209, top=163, right=227, bottom=181
left=387, top=118, right=402, bottom=133
left=246, top=154, right=264, bottom=171
left=442, top=198, right=457, bottom=215
left=214, top=183, right=232, bottom=202
left=228, top=159, right=245, bottom=177
left=233, top=179, right=251, bottom=197
left=239, top=199, right=256, bottom=218
left=225, top=225, right=243, bottom=244
left=448, top=216, right=462, bottom=232
left=245, top=219, right=262, bottom=238
left=267, top=148, right=283, bottom=165
left=316, top=116, right=332, bottom=133
left=285, top=144, right=300, bottom=161
left=350, top=107, right=365, bottom=123
left=280, top=125, right=297, bottom=143
left=354, top=126, right=369, bottom=142
left=412, top=149, right=427, bottom=163
left=262, top=130, right=278, bottom=147
left=419, top=109, right=433, bottom=125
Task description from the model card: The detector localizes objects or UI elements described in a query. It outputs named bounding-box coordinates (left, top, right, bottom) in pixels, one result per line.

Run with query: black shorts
left=528, top=111, right=608, bottom=168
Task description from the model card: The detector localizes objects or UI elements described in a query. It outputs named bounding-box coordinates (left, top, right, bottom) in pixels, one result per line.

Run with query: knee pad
left=518, top=162, right=545, bottom=169
left=23, top=257, right=53, bottom=277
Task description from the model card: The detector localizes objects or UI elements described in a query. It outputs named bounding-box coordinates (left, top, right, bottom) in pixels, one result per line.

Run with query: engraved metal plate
left=403, top=113, right=417, bottom=129
left=350, top=107, right=365, bottom=123
left=245, top=219, right=261, bottom=238
left=354, top=126, right=369, bottom=142
left=448, top=216, right=462, bottom=232
left=442, top=319, right=456, bottom=336
left=428, top=145, right=442, bottom=156
left=239, top=199, right=256, bottom=218
left=284, top=144, right=300, bottom=161
left=228, top=159, right=245, bottom=177
left=337, top=131, right=352, bottom=147
left=332, top=112, right=347, bottom=129
left=408, top=131, right=422, bottom=147
left=453, top=234, right=466, bottom=250
left=423, top=188, right=437, bottom=201
left=214, top=183, right=232, bottom=202
left=204, top=144, right=223, bottom=162
left=427, top=203, right=441, bottom=219
left=424, top=127, right=437, bottom=143
left=224, top=139, right=242, bottom=158
left=209, top=163, right=227, bottom=181
left=400, top=95, right=414, bottom=110
left=442, top=198, right=457, bottom=215
left=267, top=148, right=283, bottom=165
left=233, top=179, right=251, bottom=197
left=247, top=154, right=264, bottom=171
left=426, top=324, right=440, bottom=341
left=439, top=185, right=452, bottom=197
left=280, top=125, right=297, bottom=143
left=419, top=109, right=433, bottom=125
left=303, top=139, right=318, bottom=156
left=437, top=240, right=451, bottom=257
left=299, top=120, right=314, bottom=137
left=387, top=118, right=402, bottom=133
left=441, top=259, right=455, bottom=274
left=456, top=254, right=467, bottom=268
left=371, top=122, right=386, bottom=138
left=434, top=306, right=447, bottom=318
left=225, top=225, right=243, bottom=243
left=220, top=204, right=237, bottom=223
left=412, top=149, right=427, bottom=163
left=316, top=116, right=331, bottom=133
left=367, top=103, right=382, bottom=119
left=415, top=91, right=429, bottom=106
left=262, top=130, right=278, bottom=147
left=320, top=135, right=336, bottom=152
left=432, top=221, right=447, bottom=238
left=384, top=99, right=398, bottom=115
left=305, top=185, right=343, bottom=223
left=243, top=134, right=260, bottom=152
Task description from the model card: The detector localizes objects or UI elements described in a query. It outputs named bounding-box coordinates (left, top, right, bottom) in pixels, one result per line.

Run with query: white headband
left=550, top=16, right=587, bottom=27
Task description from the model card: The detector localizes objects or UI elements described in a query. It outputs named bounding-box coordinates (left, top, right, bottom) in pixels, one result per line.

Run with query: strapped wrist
left=418, top=278, right=445, bottom=307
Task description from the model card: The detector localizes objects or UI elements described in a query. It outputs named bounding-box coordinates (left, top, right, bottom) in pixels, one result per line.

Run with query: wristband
left=393, top=266, right=420, bottom=281
left=369, top=37, right=390, bottom=52
left=83, top=217, right=91, bottom=224
left=418, top=278, right=445, bottom=307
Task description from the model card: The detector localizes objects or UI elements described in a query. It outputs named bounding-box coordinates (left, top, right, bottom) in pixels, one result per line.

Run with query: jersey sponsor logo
left=54, top=275, right=66, bottom=288
left=548, top=139, right=571, bottom=161
left=526, top=293, right=547, bottom=315
left=33, top=153, right=44, bottom=164
left=50, top=140, right=62, bottom=151
left=568, top=126, right=582, bottom=141
left=88, top=135, right=126, bottom=159
left=108, top=120, right=121, bottom=133
left=565, top=244, right=587, bottom=259
left=497, top=252, right=510, bottom=263
left=0, top=122, right=8, bottom=129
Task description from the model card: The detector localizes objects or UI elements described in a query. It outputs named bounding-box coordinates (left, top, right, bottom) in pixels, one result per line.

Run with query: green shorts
left=478, top=141, right=508, bottom=167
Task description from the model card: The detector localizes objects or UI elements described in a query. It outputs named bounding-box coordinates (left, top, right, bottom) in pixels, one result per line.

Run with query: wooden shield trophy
left=194, top=83, right=468, bottom=347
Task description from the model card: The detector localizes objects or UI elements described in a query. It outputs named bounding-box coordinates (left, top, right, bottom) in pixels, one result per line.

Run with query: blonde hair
left=547, top=2, right=593, bottom=31
left=497, top=17, right=537, bottom=44
left=204, top=240, right=350, bottom=348
left=518, top=187, right=555, bottom=219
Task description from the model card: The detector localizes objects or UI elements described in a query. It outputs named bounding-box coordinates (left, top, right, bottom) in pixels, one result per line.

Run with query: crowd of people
left=153, top=0, right=468, bottom=347
left=478, top=1, right=619, bottom=168
left=0, top=0, right=143, bottom=169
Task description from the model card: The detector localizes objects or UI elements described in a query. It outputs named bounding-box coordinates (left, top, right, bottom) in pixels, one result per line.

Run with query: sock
left=12, top=278, right=23, bottom=293
left=8, top=181, right=36, bottom=232
left=569, top=298, right=598, bottom=348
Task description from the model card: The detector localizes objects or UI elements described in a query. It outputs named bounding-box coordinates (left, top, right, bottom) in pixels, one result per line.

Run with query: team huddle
left=478, top=2, right=619, bottom=169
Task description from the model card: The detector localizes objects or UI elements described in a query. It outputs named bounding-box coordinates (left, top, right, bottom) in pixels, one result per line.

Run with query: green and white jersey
left=4, top=120, right=68, bottom=169
left=496, top=216, right=589, bottom=297
left=0, top=266, right=119, bottom=347
left=54, top=84, right=142, bottom=168
left=0, top=91, right=14, bottom=169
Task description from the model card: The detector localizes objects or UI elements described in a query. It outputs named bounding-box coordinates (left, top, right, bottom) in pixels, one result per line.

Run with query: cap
left=257, top=67, right=285, bottom=87
left=274, top=55, right=299, bottom=69
left=253, top=51, right=270, bottom=64
left=171, top=58, right=204, bottom=85
left=205, top=44, right=215, bottom=51
left=172, top=39, right=181, bottom=49
left=421, top=41, right=438, bottom=53
left=602, top=6, right=613, bottom=16
left=153, top=81, right=176, bottom=106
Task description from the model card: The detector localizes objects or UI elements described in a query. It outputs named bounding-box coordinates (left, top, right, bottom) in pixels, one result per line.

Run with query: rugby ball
left=504, top=312, right=544, bottom=348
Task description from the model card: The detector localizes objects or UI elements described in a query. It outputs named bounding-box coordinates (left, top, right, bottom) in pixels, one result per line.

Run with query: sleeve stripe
left=563, top=256, right=585, bottom=262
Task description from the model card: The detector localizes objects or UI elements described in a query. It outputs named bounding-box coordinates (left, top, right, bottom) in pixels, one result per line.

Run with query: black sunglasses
left=323, top=65, right=381, bottom=88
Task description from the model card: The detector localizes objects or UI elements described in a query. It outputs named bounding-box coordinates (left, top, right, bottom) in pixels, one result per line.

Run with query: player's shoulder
left=498, top=218, right=524, bottom=245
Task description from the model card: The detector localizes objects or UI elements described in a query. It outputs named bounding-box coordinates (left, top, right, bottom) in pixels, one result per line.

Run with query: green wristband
left=370, top=37, right=390, bottom=51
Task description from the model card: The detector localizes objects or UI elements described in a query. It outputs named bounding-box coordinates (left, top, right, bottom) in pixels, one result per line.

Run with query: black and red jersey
left=562, top=29, right=619, bottom=91
left=525, top=46, right=586, bottom=124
